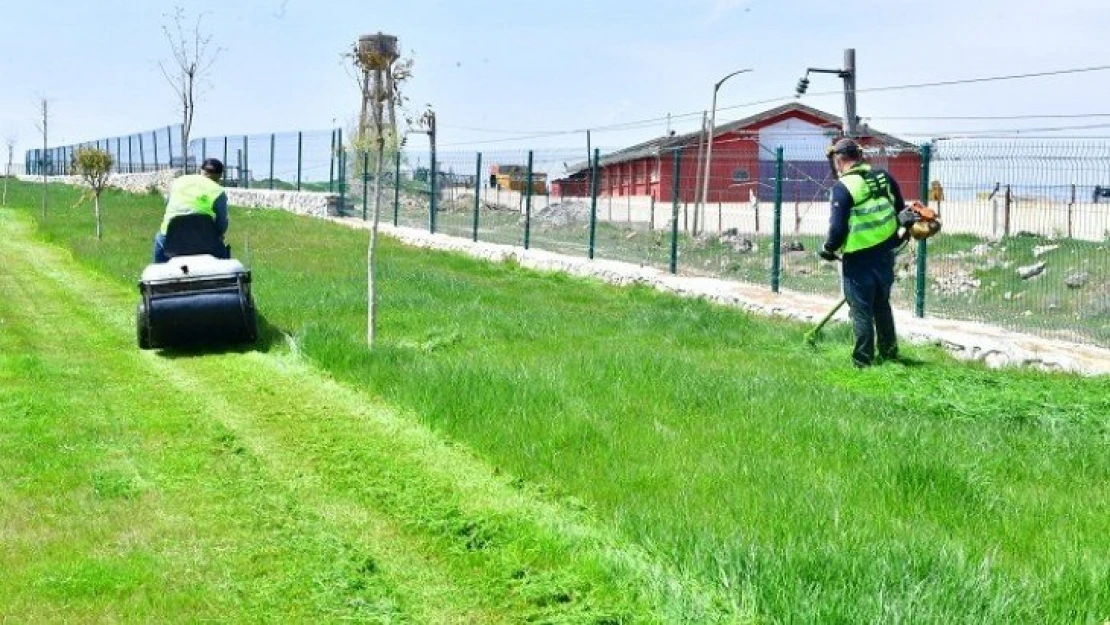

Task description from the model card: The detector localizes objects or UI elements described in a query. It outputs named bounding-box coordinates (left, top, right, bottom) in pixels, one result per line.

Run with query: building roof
left=558, top=102, right=917, bottom=179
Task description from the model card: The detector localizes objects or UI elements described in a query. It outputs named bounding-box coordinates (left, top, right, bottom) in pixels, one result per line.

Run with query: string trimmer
left=804, top=253, right=844, bottom=346
left=803, top=199, right=941, bottom=347
left=804, top=295, right=847, bottom=346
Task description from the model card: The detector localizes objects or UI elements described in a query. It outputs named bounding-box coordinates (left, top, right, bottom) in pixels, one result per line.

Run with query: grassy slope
left=5, top=180, right=1110, bottom=623
left=405, top=199, right=1110, bottom=345
left=0, top=201, right=729, bottom=622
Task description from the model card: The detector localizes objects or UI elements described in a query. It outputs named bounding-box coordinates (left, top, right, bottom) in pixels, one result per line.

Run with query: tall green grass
left=393, top=195, right=1110, bottom=346
left=8, top=179, right=1110, bottom=623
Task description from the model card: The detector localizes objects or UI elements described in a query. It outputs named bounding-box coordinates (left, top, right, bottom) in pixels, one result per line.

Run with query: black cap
left=201, top=158, right=225, bottom=176
left=830, top=138, right=863, bottom=160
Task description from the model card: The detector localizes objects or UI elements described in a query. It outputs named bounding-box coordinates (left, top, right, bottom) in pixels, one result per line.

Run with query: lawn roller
left=136, top=213, right=257, bottom=350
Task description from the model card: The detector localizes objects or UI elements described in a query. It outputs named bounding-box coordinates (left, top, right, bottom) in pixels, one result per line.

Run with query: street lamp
left=699, top=69, right=753, bottom=224
left=795, top=48, right=857, bottom=137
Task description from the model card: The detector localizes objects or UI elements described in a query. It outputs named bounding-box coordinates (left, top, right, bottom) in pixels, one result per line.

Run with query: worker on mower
left=818, top=138, right=903, bottom=368
left=152, top=158, right=229, bottom=263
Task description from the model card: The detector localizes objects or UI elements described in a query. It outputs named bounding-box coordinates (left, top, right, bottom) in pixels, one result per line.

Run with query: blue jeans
left=152, top=234, right=169, bottom=263
left=842, top=254, right=898, bottom=367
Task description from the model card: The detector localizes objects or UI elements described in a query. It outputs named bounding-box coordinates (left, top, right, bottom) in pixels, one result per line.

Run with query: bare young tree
left=2, top=133, right=15, bottom=208
left=34, top=97, right=49, bottom=217
left=159, top=6, right=219, bottom=173
left=348, top=36, right=417, bottom=346
left=73, top=147, right=114, bottom=240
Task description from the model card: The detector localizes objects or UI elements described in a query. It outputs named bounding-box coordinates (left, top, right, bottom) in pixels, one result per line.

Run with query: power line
left=900, top=122, right=1110, bottom=137
left=438, top=64, right=1110, bottom=147
left=856, top=64, right=1110, bottom=95
left=869, top=113, right=1110, bottom=121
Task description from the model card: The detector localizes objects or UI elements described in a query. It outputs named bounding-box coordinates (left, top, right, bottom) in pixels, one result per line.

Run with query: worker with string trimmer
left=813, top=138, right=940, bottom=367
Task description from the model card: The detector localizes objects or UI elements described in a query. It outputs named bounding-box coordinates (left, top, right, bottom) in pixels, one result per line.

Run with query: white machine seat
left=141, top=255, right=247, bottom=283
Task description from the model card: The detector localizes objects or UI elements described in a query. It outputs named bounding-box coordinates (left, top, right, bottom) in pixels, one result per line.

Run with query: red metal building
left=552, top=103, right=922, bottom=203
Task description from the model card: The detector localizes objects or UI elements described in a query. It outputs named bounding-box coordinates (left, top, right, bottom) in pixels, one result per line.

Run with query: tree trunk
left=367, top=139, right=386, bottom=346
left=41, top=100, right=48, bottom=218
left=94, top=193, right=102, bottom=240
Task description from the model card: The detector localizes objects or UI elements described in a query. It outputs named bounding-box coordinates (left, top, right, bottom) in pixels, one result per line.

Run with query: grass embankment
left=397, top=197, right=1109, bottom=346
left=5, top=180, right=1110, bottom=623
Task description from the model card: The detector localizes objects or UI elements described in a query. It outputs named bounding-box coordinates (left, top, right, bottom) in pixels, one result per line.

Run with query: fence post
left=393, top=149, right=401, bottom=226
left=472, top=152, right=482, bottom=242
left=589, top=148, right=600, bottom=259
left=116, top=138, right=122, bottom=174
left=152, top=131, right=159, bottom=169
left=362, top=150, right=370, bottom=220
left=1003, top=184, right=1012, bottom=238
left=296, top=131, right=303, bottom=191
left=201, top=138, right=207, bottom=165
left=139, top=133, right=146, bottom=172
left=243, top=135, right=250, bottom=189
left=269, top=133, right=276, bottom=190
left=127, top=135, right=134, bottom=173
left=524, top=150, right=534, bottom=250
left=329, top=129, right=336, bottom=193
left=1068, top=183, right=1076, bottom=239
left=167, top=126, right=174, bottom=171
left=670, top=148, right=681, bottom=274
left=429, top=133, right=437, bottom=234
left=222, top=137, right=229, bottom=184
left=338, top=128, right=346, bottom=215
left=771, top=147, right=783, bottom=293
left=915, top=143, right=932, bottom=318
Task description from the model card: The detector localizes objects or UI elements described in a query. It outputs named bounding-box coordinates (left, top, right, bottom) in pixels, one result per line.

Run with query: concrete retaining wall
left=19, top=172, right=340, bottom=217
left=223, top=188, right=339, bottom=218
left=18, top=170, right=178, bottom=195
left=533, top=194, right=1110, bottom=242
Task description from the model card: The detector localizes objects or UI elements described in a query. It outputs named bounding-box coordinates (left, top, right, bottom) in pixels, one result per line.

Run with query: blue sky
left=3, top=0, right=1109, bottom=158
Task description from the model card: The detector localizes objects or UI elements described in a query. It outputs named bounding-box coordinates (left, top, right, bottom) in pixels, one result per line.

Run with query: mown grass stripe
left=1, top=206, right=740, bottom=623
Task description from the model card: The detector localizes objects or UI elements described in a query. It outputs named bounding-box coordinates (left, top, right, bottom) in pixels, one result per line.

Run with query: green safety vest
left=837, top=163, right=897, bottom=254
left=160, top=174, right=223, bottom=234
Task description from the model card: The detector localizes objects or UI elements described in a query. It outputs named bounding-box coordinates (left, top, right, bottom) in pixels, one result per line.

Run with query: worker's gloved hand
left=818, top=247, right=839, bottom=262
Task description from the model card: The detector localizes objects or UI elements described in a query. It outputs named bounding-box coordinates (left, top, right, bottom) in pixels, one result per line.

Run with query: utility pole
left=692, top=110, right=708, bottom=234
left=796, top=48, right=858, bottom=137
left=842, top=49, right=858, bottom=137
left=700, top=69, right=753, bottom=232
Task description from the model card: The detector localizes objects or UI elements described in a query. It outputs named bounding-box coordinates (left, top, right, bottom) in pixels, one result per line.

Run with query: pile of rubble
left=527, top=201, right=591, bottom=228
left=932, top=269, right=981, bottom=296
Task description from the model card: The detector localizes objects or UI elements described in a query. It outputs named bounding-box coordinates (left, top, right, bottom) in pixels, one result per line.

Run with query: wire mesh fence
left=24, top=124, right=184, bottom=175
left=188, top=129, right=340, bottom=190
left=334, top=137, right=1108, bottom=347
left=925, top=140, right=1110, bottom=345
left=20, top=121, right=1110, bottom=347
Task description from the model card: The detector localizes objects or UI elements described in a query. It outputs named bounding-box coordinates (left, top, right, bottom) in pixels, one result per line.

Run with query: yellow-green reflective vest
left=160, top=174, right=223, bottom=235
left=837, top=163, right=898, bottom=254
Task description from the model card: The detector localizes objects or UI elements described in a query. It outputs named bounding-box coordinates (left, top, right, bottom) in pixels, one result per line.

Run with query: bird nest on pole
left=357, top=33, right=399, bottom=70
